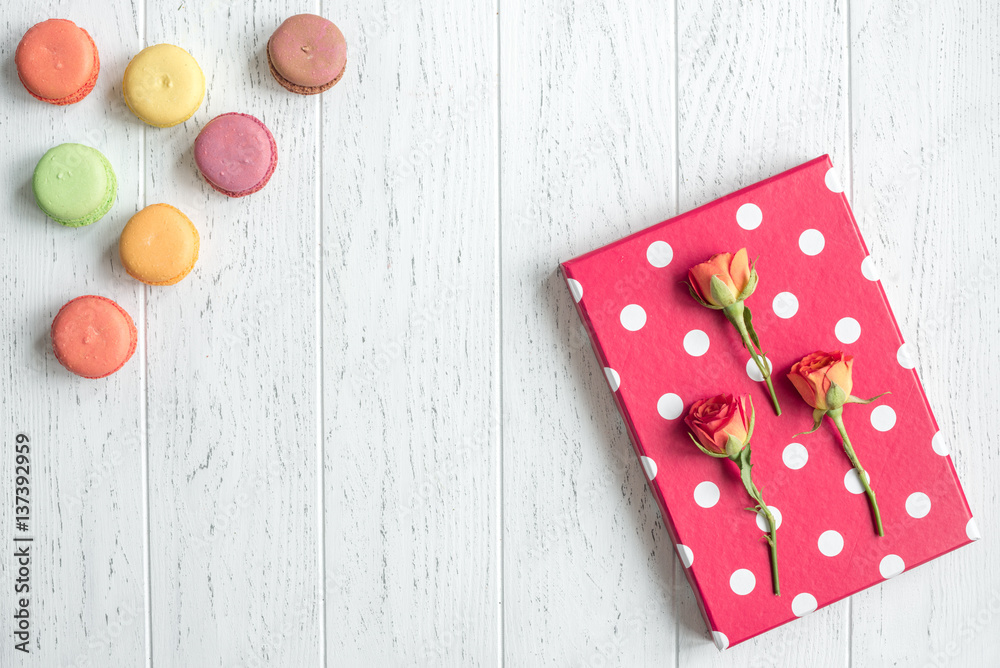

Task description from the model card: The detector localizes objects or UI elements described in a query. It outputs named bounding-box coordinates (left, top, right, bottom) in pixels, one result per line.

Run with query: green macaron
left=32, top=143, right=117, bottom=227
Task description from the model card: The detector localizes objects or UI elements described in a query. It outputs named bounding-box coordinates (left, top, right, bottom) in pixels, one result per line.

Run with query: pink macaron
left=194, top=112, right=277, bottom=198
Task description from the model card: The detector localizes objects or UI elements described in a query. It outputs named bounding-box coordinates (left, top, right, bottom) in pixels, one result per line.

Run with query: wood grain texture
left=143, top=1, right=320, bottom=665
left=321, top=0, right=499, bottom=664
left=500, top=1, right=678, bottom=664
left=673, top=1, right=852, bottom=666
left=0, top=1, right=997, bottom=666
left=850, top=1, right=1000, bottom=666
left=0, top=3, right=147, bottom=667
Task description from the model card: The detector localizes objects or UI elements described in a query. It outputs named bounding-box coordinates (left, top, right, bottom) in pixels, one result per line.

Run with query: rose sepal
left=685, top=282, right=725, bottom=310
left=735, top=261, right=759, bottom=302
left=795, top=408, right=827, bottom=437
left=844, top=391, right=891, bottom=405
left=710, top=275, right=738, bottom=308
left=688, top=431, right=729, bottom=459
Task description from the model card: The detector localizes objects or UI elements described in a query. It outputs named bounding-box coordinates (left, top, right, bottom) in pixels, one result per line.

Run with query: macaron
left=15, top=19, right=100, bottom=105
left=119, top=204, right=200, bottom=285
left=267, top=14, right=346, bottom=95
left=122, top=44, right=205, bottom=127
left=51, top=295, right=137, bottom=379
left=194, top=113, right=277, bottom=197
left=33, top=143, right=118, bottom=227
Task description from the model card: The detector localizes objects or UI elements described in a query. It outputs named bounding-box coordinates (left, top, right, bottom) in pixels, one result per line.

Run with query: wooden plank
left=0, top=4, right=147, bottom=666
left=500, top=1, right=679, bottom=664
left=849, top=1, right=1000, bottom=665
left=674, top=1, right=851, bottom=665
left=321, top=0, right=499, bottom=663
left=143, top=2, right=321, bottom=665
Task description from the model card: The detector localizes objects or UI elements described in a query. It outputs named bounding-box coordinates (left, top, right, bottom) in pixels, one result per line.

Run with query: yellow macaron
left=119, top=204, right=199, bottom=285
left=122, top=44, right=204, bottom=127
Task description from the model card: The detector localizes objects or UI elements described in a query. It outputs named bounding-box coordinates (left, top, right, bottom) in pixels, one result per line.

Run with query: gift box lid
left=560, top=155, right=978, bottom=649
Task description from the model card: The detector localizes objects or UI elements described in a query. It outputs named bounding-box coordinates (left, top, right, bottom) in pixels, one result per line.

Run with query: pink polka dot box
left=560, top=155, right=977, bottom=650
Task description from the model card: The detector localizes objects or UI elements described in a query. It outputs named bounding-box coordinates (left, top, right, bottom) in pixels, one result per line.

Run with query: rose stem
left=762, top=509, right=780, bottom=596
left=828, top=408, right=884, bottom=537
left=730, top=316, right=782, bottom=416
left=738, top=448, right=780, bottom=595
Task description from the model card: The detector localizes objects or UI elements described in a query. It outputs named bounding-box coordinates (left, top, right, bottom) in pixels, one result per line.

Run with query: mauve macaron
left=51, top=295, right=137, bottom=379
left=267, top=14, right=346, bottom=95
left=16, top=19, right=100, bottom=105
left=194, top=113, right=277, bottom=197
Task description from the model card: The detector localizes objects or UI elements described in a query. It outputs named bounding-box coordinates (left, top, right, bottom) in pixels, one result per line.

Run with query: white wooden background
left=0, top=0, right=997, bottom=666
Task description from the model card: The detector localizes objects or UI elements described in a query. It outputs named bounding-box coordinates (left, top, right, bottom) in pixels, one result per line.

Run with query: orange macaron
left=15, top=19, right=100, bottom=105
left=119, top=204, right=200, bottom=285
left=51, top=295, right=137, bottom=379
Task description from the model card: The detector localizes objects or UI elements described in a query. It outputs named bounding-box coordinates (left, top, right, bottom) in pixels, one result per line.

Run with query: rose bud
left=788, top=350, right=890, bottom=536
left=685, top=393, right=752, bottom=459
left=684, top=248, right=778, bottom=415
left=685, top=393, right=780, bottom=595
left=687, top=248, right=757, bottom=308
left=788, top=351, right=854, bottom=411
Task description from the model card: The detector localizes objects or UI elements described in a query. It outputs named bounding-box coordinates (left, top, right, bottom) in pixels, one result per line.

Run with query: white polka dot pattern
left=693, top=481, right=720, bottom=508
left=736, top=203, right=762, bottom=230
left=620, top=304, right=646, bottom=331
left=729, top=569, right=756, bottom=595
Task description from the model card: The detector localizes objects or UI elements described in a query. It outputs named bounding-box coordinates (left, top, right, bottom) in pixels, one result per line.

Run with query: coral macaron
left=267, top=14, right=346, bottom=95
left=51, top=296, right=137, bottom=379
left=16, top=19, right=100, bottom=105
left=119, top=204, right=200, bottom=285
left=194, top=113, right=277, bottom=197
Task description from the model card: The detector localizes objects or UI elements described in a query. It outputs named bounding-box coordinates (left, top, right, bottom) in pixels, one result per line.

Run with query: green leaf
left=743, top=305, right=762, bottom=352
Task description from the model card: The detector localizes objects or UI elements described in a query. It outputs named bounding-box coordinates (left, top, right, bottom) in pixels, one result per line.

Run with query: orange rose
left=684, top=392, right=779, bottom=594
left=685, top=248, right=778, bottom=415
left=788, top=350, right=890, bottom=536
left=685, top=393, right=752, bottom=459
left=687, top=248, right=753, bottom=307
left=787, top=351, right=854, bottom=411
